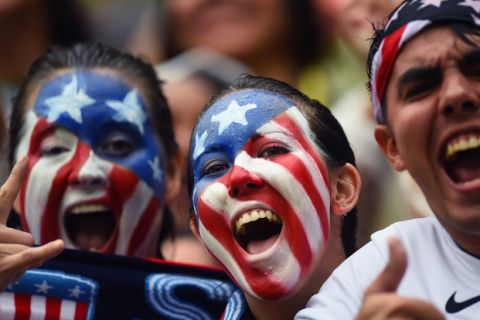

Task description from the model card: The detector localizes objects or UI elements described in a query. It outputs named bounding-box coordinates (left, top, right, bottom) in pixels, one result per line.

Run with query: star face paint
left=15, top=71, right=166, bottom=256
left=190, top=90, right=331, bottom=300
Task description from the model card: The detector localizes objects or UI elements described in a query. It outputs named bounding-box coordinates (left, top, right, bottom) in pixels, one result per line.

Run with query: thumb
left=365, top=236, right=407, bottom=295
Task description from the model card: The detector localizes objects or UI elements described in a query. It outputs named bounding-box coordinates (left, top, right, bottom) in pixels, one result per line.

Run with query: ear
left=165, top=150, right=183, bottom=205
left=330, top=163, right=361, bottom=216
left=189, top=215, right=201, bottom=240
left=374, top=125, right=406, bottom=171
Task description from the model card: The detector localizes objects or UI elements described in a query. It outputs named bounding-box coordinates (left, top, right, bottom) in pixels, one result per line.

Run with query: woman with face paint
left=188, top=75, right=361, bottom=320
left=7, top=42, right=181, bottom=257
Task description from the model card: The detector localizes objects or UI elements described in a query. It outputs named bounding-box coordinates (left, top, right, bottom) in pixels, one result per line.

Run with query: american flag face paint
left=15, top=71, right=166, bottom=256
left=190, top=90, right=331, bottom=300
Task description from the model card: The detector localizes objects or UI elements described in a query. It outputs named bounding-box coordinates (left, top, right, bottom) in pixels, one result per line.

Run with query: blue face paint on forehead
left=33, top=71, right=166, bottom=197
left=190, top=89, right=293, bottom=184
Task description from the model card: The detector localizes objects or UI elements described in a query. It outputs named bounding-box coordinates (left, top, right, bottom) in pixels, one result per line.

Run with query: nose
left=69, top=150, right=108, bottom=188
left=227, top=166, right=264, bottom=198
left=439, top=71, right=479, bottom=118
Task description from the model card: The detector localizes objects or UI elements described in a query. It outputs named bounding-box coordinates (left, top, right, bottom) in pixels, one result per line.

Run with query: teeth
left=70, top=204, right=110, bottom=214
left=234, top=209, right=281, bottom=234
left=445, top=135, right=480, bottom=160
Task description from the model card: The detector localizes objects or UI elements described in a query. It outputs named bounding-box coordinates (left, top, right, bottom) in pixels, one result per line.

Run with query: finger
left=0, top=243, right=33, bottom=256
left=6, top=239, right=64, bottom=271
left=0, top=157, right=28, bottom=224
left=0, top=226, right=34, bottom=246
left=365, top=236, right=408, bottom=295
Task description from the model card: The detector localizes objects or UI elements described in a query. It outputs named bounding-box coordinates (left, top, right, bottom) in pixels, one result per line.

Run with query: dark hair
left=187, top=74, right=358, bottom=257
left=366, top=1, right=480, bottom=124
left=163, top=0, right=323, bottom=69
left=0, top=109, right=5, bottom=150
left=8, top=42, right=177, bottom=256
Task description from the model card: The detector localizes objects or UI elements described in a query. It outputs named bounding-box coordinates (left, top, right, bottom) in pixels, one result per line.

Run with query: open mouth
left=64, top=204, right=116, bottom=251
left=442, top=134, right=480, bottom=184
left=233, top=209, right=283, bottom=255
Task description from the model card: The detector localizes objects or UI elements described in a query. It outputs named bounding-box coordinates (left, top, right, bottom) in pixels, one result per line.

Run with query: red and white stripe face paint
left=14, top=71, right=166, bottom=256
left=190, top=91, right=330, bottom=300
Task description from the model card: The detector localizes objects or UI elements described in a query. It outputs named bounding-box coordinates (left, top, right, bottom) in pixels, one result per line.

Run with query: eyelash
left=198, top=142, right=290, bottom=179
left=41, top=145, right=70, bottom=156
left=201, top=159, right=230, bottom=177
left=257, top=143, right=289, bottom=158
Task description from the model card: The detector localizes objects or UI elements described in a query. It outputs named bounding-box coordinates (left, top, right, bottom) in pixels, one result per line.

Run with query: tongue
left=246, top=234, right=279, bottom=255
left=66, top=213, right=115, bottom=251
left=450, top=156, right=480, bottom=183
left=75, top=230, right=109, bottom=251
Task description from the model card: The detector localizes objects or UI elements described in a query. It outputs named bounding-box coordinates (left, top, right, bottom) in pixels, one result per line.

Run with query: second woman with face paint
left=188, top=75, right=361, bottom=320
left=8, top=42, right=181, bottom=257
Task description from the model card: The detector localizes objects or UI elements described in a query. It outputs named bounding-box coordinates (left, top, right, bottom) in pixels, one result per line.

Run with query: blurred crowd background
left=0, top=0, right=432, bottom=265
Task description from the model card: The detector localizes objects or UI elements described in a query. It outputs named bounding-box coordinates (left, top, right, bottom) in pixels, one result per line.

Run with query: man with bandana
left=296, top=0, right=480, bottom=319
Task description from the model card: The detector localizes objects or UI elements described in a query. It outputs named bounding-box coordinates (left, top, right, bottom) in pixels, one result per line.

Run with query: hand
left=356, top=237, right=444, bottom=320
left=0, top=157, right=64, bottom=292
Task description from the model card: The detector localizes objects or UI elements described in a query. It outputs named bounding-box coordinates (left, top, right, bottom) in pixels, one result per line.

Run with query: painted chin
left=233, top=208, right=283, bottom=256
left=63, top=203, right=117, bottom=252
left=440, top=133, right=480, bottom=192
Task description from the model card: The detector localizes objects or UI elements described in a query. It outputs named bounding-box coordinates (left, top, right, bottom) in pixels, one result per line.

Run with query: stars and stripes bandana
left=190, top=90, right=330, bottom=300
left=15, top=71, right=166, bottom=256
left=370, top=0, right=480, bottom=123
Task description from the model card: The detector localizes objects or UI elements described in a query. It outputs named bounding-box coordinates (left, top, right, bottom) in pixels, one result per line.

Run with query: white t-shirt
left=295, top=217, right=480, bottom=320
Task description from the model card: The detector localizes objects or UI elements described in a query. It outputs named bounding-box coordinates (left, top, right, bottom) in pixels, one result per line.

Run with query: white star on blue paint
left=419, top=0, right=444, bottom=9
left=68, top=285, right=85, bottom=298
left=193, top=131, right=208, bottom=160
left=460, top=0, right=480, bottom=13
left=106, top=90, right=147, bottom=134
left=35, top=280, right=53, bottom=294
left=211, top=100, right=257, bottom=134
left=149, top=157, right=163, bottom=182
left=44, top=75, right=95, bottom=123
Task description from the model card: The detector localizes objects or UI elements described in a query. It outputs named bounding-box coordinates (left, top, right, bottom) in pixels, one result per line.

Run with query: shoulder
left=370, top=216, right=442, bottom=253
left=295, top=217, right=441, bottom=320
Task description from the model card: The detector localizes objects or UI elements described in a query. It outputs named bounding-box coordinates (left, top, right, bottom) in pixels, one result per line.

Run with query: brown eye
left=258, top=144, right=289, bottom=158
left=402, top=79, right=439, bottom=101
left=41, top=145, right=70, bottom=156
left=202, top=159, right=230, bottom=177
left=101, top=139, right=133, bottom=156
left=98, top=132, right=135, bottom=158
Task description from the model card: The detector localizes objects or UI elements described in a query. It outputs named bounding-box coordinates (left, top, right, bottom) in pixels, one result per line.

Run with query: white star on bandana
left=211, top=100, right=257, bottom=134
left=472, top=13, right=480, bottom=23
left=419, top=0, right=445, bottom=9
left=44, top=75, right=95, bottom=123
left=459, top=0, right=480, bottom=13
left=106, top=90, right=147, bottom=134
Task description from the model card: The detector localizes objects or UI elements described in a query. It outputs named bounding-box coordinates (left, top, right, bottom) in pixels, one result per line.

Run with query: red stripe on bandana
left=375, top=24, right=408, bottom=107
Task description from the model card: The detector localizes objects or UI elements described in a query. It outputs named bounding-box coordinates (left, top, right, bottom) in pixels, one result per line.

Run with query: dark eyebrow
left=397, top=66, right=441, bottom=89
left=460, top=48, right=480, bottom=71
